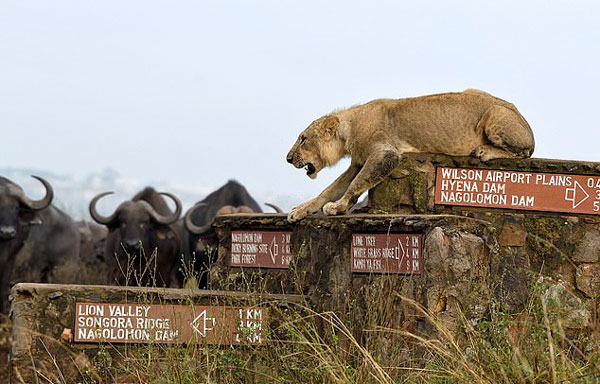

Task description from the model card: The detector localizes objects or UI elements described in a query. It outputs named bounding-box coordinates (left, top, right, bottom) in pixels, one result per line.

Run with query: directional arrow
left=565, top=181, right=590, bottom=209
left=396, top=239, right=406, bottom=259
left=395, top=239, right=406, bottom=269
left=190, top=310, right=216, bottom=337
left=268, top=237, right=278, bottom=264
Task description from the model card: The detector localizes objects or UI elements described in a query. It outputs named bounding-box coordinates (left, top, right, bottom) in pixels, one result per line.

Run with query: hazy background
left=1, top=0, right=599, bottom=218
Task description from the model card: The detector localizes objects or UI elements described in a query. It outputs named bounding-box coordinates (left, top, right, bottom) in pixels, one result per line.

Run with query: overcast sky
left=1, top=0, right=599, bottom=209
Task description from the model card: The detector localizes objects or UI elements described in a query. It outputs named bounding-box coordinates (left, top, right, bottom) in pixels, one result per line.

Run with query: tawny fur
left=286, top=89, right=535, bottom=222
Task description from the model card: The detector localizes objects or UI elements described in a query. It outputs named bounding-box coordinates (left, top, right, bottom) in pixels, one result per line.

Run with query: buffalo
left=76, top=220, right=110, bottom=284
left=0, top=176, right=81, bottom=313
left=181, top=180, right=282, bottom=288
left=77, top=220, right=107, bottom=262
left=89, top=187, right=182, bottom=287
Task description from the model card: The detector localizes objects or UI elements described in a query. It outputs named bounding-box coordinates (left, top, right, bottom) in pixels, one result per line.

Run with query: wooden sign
left=230, top=230, right=292, bottom=268
left=435, top=167, right=600, bottom=215
left=74, top=302, right=266, bottom=345
left=351, top=233, right=422, bottom=274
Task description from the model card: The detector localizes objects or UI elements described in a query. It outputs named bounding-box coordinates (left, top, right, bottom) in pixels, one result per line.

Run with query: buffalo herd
left=0, top=176, right=282, bottom=314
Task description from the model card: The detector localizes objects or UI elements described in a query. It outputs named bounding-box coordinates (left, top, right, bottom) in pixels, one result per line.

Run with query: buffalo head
left=0, top=176, right=53, bottom=241
left=89, top=191, right=182, bottom=255
left=0, top=176, right=54, bottom=313
left=184, top=202, right=282, bottom=236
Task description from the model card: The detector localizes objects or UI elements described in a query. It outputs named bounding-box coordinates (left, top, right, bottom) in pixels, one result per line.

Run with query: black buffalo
left=76, top=220, right=110, bottom=284
left=77, top=220, right=107, bottom=262
left=0, top=176, right=80, bottom=313
left=89, top=187, right=182, bottom=287
left=181, top=180, right=282, bottom=288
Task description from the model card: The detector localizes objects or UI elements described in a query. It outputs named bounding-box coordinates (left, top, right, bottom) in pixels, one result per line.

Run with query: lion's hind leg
left=474, top=105, right=535, bottom=161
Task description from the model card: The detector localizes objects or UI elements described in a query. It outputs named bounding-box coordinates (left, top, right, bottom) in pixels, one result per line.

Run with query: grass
left=15, top=275, right=599, bottom=384
left=0, top=315, right=10, bottom=383
left=8, top=246, right=600, bottom=383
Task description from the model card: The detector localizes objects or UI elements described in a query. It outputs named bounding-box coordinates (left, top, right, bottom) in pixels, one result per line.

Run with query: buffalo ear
left=156, top=228, right=174, bottom=240
left=322, top=115, right=340, bottom=137
left=19, top=211, right=42, bottom=226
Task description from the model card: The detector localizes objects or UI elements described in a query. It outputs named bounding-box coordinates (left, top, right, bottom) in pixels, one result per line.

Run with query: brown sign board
left=230, top=230, right=292, bottom=268
left=435, top=167, right=600, bottom=215
left=74, top=302, right=267, bottom=345
left=351, top=233, right=422, bottom=274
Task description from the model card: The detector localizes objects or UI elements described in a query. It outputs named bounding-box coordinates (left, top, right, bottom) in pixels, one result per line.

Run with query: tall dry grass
left=33, top=282, right=597, bottom=383
left=11, top=246, right=600, bottom=383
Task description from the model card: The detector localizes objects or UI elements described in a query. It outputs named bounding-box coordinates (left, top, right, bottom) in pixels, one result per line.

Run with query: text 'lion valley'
left=434, top=167, right=600, bottom=215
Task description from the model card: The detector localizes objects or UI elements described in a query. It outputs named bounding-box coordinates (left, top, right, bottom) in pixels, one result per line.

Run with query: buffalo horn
left=184, top=203, right=211, bottom=234
left=89, top=192, right=119, bottom=225
left=16, top=175, right=54, bottom=210
left=264, top=202, right=283, bottom=213
left=145, top=192, right=182, bottom=225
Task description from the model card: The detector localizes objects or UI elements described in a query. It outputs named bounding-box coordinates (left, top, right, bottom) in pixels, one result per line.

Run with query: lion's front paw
left=287, top=206, right=307, bottom=222
left=322, top=200, right=349, bottom=216
left=288, top=201, right=321, bottom=222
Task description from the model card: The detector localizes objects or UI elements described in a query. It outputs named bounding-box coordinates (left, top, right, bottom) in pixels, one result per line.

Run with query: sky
left=1, top=0, right=599, bottom=211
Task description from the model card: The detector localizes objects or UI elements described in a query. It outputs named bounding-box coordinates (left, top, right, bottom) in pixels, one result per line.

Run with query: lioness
left=286, top=89, right=535, bottom=222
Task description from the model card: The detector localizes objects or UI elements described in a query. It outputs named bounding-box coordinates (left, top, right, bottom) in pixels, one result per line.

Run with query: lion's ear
left=322, top=116, right=340, bottom=136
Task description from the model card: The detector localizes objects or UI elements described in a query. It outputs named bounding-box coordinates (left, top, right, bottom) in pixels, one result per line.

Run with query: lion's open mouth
left=305, top=163, right=316, bottom=176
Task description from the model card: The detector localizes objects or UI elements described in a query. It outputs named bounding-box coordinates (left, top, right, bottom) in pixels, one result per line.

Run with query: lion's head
left=286, top=115, right=345, bottom=179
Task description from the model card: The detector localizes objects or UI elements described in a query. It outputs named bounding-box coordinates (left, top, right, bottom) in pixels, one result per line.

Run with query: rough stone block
left=423, top=227, right=488, bottom=332
left=213, top=214, right=499, bottom=337
left=212, top=204, right=599, bottom=344
left=498, top=220, right=527, bottom=247
left=543, top=281, right=590, bottom=329
left=576, top=263, right=600, bottom=297
left=371, top=154, right=600, bottom=218
left=369, top=154, right=600, bottom=305
left=9, top=283, right=302, bottom=384
left=572, top=230, right=600, bottom=263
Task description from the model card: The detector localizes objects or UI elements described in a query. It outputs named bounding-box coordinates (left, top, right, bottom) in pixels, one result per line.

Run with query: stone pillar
left=212, top=214, right=503, bottom=339
left=9, top=283, right=302, bottom=383
left=371, top=154, right=600, bottom=300
left=211, top=155, right=599, bottom=342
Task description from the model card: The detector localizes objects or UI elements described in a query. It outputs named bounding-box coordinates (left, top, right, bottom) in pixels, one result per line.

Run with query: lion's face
left=286, top=116, right=341, bottom=179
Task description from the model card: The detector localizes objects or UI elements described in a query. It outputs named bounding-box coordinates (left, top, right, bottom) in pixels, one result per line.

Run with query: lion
left=286, top=89, right=535, bottom=222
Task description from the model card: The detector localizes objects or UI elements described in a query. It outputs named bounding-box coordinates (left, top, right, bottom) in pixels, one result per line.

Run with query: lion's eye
left=300, top=137, right=306, bottom=145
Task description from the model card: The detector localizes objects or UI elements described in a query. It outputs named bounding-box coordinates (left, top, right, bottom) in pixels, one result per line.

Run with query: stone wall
left=212, top=156, right=599, bottom=342
left=9, top=156, right=599, bottom=382
left=9, top=283, right=302, bottom=383
left=370, top=154, right=600, bottom=300
left=370, top=154, right=600, bottom=215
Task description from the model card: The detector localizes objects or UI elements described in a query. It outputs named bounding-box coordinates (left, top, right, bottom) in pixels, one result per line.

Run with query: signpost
left=351, top=233, right=422, bottom=274
left=74, top=302, right=266, bottom=345
left=230, top=230, right=292, bottom=268
left=435, top=167, right=600, bottom=215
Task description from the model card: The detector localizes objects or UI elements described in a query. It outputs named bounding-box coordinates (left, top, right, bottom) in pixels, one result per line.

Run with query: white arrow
left=565, top=181, right=589, bottom=209
left=268, top=237, right=278, bottom=264
left=396, top=239, right=406, bottom=259
left=395, top=239, right=406, bottom=268
left=190, top=310, right=216, bottom=337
